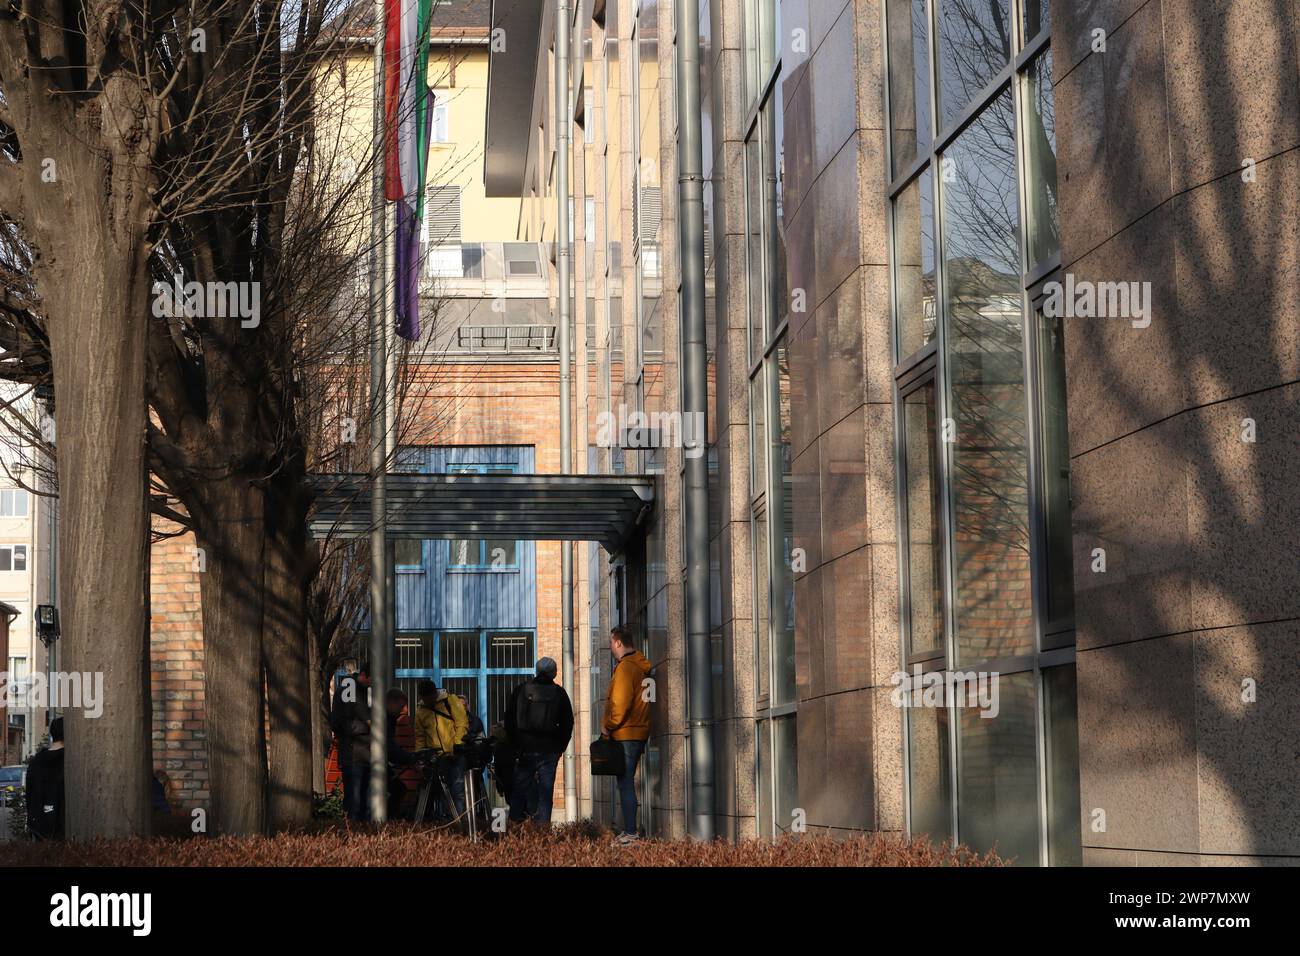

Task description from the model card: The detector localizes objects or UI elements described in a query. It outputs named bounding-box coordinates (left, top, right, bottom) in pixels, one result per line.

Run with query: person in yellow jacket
left=602, top=625, right=652, bottom=844
left=414, top=680, right=469, bottom=820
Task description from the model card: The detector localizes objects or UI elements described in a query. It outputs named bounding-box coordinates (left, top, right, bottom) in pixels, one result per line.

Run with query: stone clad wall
left=1051, top=0, right=1300, bottom=864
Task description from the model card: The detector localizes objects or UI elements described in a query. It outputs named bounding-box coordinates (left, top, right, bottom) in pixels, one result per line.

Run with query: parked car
left=0, top=765, right=23, bottom=807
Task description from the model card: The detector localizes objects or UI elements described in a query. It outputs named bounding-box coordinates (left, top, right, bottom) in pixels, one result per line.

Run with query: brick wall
left=149, top=519, right=208, bottom=810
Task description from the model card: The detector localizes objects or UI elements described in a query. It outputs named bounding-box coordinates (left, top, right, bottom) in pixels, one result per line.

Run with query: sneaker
left=613, top=831, right=640, bottom=847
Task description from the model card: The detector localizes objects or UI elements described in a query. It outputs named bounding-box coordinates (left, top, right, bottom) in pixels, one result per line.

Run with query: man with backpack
left=505, top=657, right=573, bottom=826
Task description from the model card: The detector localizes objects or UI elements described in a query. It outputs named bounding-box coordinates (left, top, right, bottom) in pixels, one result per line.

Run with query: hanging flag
left=384, top=0, right=433, bottom=341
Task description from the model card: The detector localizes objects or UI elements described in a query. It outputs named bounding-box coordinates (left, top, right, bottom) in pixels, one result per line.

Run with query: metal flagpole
left=556, top=0, right=577, bottom=824
left=368, top=0, right=391, bottom=824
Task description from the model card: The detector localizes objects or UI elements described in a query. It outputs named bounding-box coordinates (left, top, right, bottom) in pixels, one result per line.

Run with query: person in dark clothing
left=504, top=658, right=573, bottom=826
left=26, top=716, right=65, bottom=839
left=330, top=664, right=372, bottom=822
left=385, top=688, right=417, bottom=820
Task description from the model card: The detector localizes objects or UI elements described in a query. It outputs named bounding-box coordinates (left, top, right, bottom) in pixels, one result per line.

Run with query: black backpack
left=516, top=681, right=563, bottom=737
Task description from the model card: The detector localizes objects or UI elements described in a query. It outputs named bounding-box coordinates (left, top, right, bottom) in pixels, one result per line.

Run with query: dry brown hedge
left=0, top=821, right=1002, bottom=867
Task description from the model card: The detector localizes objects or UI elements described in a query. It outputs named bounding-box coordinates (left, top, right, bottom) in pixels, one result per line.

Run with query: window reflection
left=1036, top=303, right=1074, bottom=634
left=936, top=0, right=1011, bottom=131
left=1023, top=50, right=1059, bottom=270
left=1023, top=0, right=1050, bottom=44
left=887, top=0, right=933, bottom=177
left=957, top=671, right=1039, bottom=864
left=1044, top=666, right=1082, bottom=865
left=904, top=381, right=944, bottom=657
left=941, top=90, right=1033, bottom=663
left=908, top=703, right=951, bottom=843
left=894, top=170, right=937, bottom=359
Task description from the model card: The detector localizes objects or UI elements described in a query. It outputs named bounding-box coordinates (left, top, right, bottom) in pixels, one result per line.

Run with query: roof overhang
left=483, top=0, right=545, bottom=197
left=308, top=473, right=654, bottom=553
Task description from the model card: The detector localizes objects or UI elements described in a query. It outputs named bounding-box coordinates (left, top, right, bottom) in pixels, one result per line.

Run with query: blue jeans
left=616, top=740, right=645, bottom=836
left=509, top=752, right=562, bottom=824
left=341, top=764, right=370, bottom=822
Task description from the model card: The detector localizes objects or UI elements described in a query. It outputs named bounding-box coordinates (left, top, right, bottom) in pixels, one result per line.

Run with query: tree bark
left=197, top=479, right=268, bottom=835
left=48, top=247, right=153, bottom=841
left=263, top=485, right=314, bottom=831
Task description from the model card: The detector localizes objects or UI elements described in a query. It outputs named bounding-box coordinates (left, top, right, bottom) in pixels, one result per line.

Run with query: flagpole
left=368, top=0, right=391, bottom=824
left=555, top=0, right=577, bottom=826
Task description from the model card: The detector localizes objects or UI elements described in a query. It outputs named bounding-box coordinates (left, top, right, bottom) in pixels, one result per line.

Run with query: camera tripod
left=413, top=750, right=496, bottom=842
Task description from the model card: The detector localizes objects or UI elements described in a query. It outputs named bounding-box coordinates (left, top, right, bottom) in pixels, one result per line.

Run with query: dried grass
left=0, top=822, right=1002, bottom=867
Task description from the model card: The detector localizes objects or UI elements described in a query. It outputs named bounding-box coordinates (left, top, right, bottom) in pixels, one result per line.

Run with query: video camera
left=454, top=734, right=495, bottom=771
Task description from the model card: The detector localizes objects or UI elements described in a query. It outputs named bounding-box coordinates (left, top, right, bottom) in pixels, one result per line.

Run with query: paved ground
left=0, top=805, right=13, bottom=842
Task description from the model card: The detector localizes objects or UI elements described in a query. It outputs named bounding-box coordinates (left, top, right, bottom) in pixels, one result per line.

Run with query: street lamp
left=36, top=604, right=59, bottom=647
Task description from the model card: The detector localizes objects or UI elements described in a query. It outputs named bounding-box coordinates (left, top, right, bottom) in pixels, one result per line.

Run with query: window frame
left=884, top=0, right=1074, bottom=866
left=445, top=463, right=522, bottom=572
left=393, top=629, right=536, bottom=730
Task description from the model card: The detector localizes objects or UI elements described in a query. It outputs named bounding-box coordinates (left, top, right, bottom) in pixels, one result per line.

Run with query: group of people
left=330, top=624, right=653, bottom=843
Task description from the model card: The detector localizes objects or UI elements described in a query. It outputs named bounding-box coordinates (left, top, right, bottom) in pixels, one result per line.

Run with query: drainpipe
left=367, top=0, right=391, bottom=824
left=676, top=0, right=714, bottom=841
left=556, top=0, right=577, bottom=823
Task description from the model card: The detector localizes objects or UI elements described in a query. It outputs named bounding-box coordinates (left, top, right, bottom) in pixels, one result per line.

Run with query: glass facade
left=886, top=0, right=1078, bottom=865
left=744, top=0, right=796, bottom=840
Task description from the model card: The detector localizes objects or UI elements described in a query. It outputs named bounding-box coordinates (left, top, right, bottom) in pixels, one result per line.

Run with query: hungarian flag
left=384, top=0, right=432, bottom=341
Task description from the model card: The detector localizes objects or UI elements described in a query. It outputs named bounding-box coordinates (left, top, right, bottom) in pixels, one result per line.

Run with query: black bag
left=590, top=736, right=625, bottom=777
left=517, top=681, right=563, bottom=736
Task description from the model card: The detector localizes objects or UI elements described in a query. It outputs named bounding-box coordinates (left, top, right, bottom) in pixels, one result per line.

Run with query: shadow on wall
left=1053, top=0, right=1300, bottom=861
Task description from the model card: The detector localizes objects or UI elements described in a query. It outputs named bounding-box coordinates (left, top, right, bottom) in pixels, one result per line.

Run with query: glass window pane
left=439, top=631, right=480, bottom=670
left=0, top=549, right=10, bottom=572
left=935, top=0, right=1011, bottom=131
left=395, top=539, right=423, bottom=568
left=1036, top=302, right=1074, bottom=634
left=762, top=100, right=786, bottom=332
left=487, top=632, right=533, bottom=669
left=753, top=507, right=770, bottom=704
left=16, top=491, right=27, bottom=516
left=886, top=0, right=933, bottom=177
left=394, top=632, right=434, bottom=671
left=756, top=719, right=773, bottom=837
left=907, top=703, right=951, bottom=844
left=1044, top=665, right=1082, bottom=865
left=749, top=373, right=767, bottom=499
left=941, top=91, right=1034, bottom=663
left=774, top=714, right=799, bottom=833
left=742, top=0, right=756, bottom=102
left=13, top=546, right=25, bottom=572
left=771, top=342, right=795, bottom=705
left=745, top=135, right=764, bottom=367
left=449, top=539, right=477, bottom=567
left=1023, top=49, right=1059, bottom=270
left=485, top=540, right=517, bottom=568
left=893, top=169, right=937, bottom=359
left=957, top=670, right=1039, bottom=864
left=1023, top=0, right=1050, bottom=44
left=903, top=381, right=944, bottom=657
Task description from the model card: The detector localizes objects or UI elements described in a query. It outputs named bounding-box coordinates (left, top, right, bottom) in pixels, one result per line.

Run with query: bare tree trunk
left=197, top=480, right=268, bottom=835
left=263, top=491, right=314, bottom=831
left=48, top=245, right=152, bottom=841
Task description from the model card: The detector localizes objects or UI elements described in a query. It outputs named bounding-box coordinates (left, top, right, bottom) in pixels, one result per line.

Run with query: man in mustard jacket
left=602, top=625, right=652, bottom=844
left=414, top=680, right=469, bottom=821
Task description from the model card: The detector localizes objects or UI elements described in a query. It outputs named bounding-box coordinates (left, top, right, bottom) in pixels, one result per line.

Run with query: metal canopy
left=308, top=472, right=654, bottom=552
